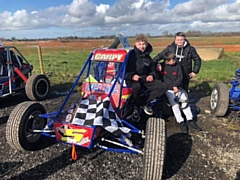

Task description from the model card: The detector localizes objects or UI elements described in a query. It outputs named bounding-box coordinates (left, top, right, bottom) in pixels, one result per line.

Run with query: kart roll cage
left=37, top=38, right=145, bottom=154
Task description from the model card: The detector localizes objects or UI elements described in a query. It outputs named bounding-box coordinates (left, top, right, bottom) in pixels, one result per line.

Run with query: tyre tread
left=6, top=102, right=46, bottom=151
left=25, top=74, right=50, bottom=101
left=210, top=83, right=229, bottom=116
left=143, top=117, right=166, bottom=180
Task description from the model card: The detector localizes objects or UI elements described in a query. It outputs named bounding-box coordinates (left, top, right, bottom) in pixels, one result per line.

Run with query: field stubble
left=2, top=36, right=240, bottom=89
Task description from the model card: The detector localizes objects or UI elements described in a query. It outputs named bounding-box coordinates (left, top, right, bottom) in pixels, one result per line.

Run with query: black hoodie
left=160, top=62, right=183, bottom=90
left=153, top=39, right=201, bottom=76
left=125, top=43, right=156, bottom=81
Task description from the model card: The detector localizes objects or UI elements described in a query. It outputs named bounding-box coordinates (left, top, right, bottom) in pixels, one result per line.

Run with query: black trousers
left=127, top=80, right=167, bottom=107
left=182, top=74, right=190, bottom=93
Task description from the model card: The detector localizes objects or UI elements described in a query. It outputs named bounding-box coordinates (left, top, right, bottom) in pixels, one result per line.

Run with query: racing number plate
left=54, top=122, right=94, bottom=148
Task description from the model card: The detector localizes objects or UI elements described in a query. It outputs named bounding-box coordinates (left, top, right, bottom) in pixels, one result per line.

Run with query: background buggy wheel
left=210, top=83, right=229, bottom=116
left=6, top=102, right=47, bottom=151
left=26, top=74, right=50, bottom=101
left=143, top=117, right=166, bottom=180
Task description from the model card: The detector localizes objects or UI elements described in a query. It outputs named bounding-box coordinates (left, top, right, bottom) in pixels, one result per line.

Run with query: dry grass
left=2, top=36, right=240, bottom=85
left=3, top=36, right=240, bottom=53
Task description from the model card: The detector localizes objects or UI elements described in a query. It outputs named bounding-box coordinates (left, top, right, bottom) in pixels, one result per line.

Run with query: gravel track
left=1, top=91, right=240, bottom=180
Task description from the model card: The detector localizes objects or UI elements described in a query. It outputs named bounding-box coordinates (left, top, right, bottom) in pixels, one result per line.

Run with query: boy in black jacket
left=154, top=32, right=201, bottom=93
left=159, top=51, right=202, bottom=133
left=125, top=34, right=167, bottom=115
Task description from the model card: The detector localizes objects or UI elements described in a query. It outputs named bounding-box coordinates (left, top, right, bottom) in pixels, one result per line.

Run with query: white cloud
left=0, top=10, right=30, bottom=30
left=31, top=11, right=38, bottom=14
left=0, top=0, right=240, bottom=38
left=131, top=0, right=154, bottom=9
left=96, top=4, right=110, bottom=14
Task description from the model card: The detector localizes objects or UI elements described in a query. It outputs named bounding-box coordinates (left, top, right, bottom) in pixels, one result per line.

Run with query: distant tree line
left=160, top=30, right=240, bottom=37
left=1, top=31, right=240, bottom=41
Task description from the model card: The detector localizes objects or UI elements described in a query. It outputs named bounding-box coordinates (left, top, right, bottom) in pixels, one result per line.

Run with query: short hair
left=164, top=51, right=176, bottom=61
left=135, top=34, right=148, bottom=42
left=175, top=32, right=185, bottom=38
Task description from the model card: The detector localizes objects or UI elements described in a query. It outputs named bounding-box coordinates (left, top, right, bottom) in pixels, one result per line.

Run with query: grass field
left=3, top=36, right=240, bottom=93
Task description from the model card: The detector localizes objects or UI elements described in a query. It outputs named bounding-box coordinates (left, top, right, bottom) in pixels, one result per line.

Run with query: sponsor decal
left=54, top=123, right=94, bottom=147
left=92, top=49, right=127, bottom=62
left=85, top=83, right=119, bottom=94
left=95, top=53, right=123, bottom=61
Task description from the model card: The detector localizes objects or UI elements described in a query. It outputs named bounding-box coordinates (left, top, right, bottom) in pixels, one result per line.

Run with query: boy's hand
left=189, top=72, right=196, bottom=78
left=132, top=74, right=141, bottom=81
left=173, top=87, right=179, bottom=93
left=146, top=75, right=153, bottom=82
left=157, top=64, right=162, bottom=71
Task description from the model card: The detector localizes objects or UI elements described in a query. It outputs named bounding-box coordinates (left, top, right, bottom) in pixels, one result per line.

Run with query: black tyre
left=210, top=83, right=229, bottom=116
left=6, top=102, right=47, bottom=151
left=26, top=74, right=50, bottom=101
left=120, top=95, right=134, bottom=119
left=143, top=117, right=166, bottom=180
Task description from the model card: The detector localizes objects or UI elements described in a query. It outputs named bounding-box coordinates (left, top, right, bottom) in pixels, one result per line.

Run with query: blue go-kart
left=210, top=69, right=240, bottom=116
left=5, top=36, right=166, bottom=180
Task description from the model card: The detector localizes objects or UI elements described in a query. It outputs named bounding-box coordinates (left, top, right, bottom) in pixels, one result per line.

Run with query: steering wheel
left=99, top=73, right=121, bottom=84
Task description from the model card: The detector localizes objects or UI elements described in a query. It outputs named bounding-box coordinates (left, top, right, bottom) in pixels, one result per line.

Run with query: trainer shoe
left=143, top=105, right=153, bottom=115
left=188, top=120, right=202, bottom=131
left=180, top=122, right=188, bottom=134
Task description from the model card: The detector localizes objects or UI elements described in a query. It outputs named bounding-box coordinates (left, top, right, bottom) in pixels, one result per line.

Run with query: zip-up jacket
left=153, top=39, right=201, bottom=76
left=125, top=43, right=156, bottom=81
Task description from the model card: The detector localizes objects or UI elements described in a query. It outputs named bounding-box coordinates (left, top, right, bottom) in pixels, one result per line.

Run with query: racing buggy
left=6, top=37, right=166, bottom=180
left=210, top=69, right=240, bottom=116
left=0, top=45, right=50, bottom=101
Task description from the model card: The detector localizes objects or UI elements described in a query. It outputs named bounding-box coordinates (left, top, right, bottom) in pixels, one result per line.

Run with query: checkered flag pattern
left=71, top=97, right=130, bottom=136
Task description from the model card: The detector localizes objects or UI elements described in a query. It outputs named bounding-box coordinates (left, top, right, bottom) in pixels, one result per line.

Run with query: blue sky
left=0, top=0, right=185, bottom=13
left=0, top=0, right=239, bottom=39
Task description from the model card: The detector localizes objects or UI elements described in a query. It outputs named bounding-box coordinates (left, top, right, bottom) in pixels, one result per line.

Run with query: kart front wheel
left=210, top=83, right=229, bottom=116
left=6, top=102, right=47, bottom=151
left=26, top=74, right=50, bottom=101
left=143, top=117, right=166, bottom=180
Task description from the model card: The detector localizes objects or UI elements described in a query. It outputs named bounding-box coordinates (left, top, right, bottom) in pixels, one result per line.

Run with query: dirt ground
left=0, top=89, right=240, bottom=180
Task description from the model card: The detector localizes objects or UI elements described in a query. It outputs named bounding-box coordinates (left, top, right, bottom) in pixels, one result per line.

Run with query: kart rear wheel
left=210, top=83, right=229, bottom=116
left=6, top=102, right=47, bottom=151
left=120, top=95, right=134, bottom=119
left=26, top=74, right=50, bottom=101
left=143, top=117, right=166, bottom=180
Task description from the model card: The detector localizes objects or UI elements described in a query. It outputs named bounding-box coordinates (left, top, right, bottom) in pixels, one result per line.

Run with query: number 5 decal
left=62, top=129, right=87, bottom=142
